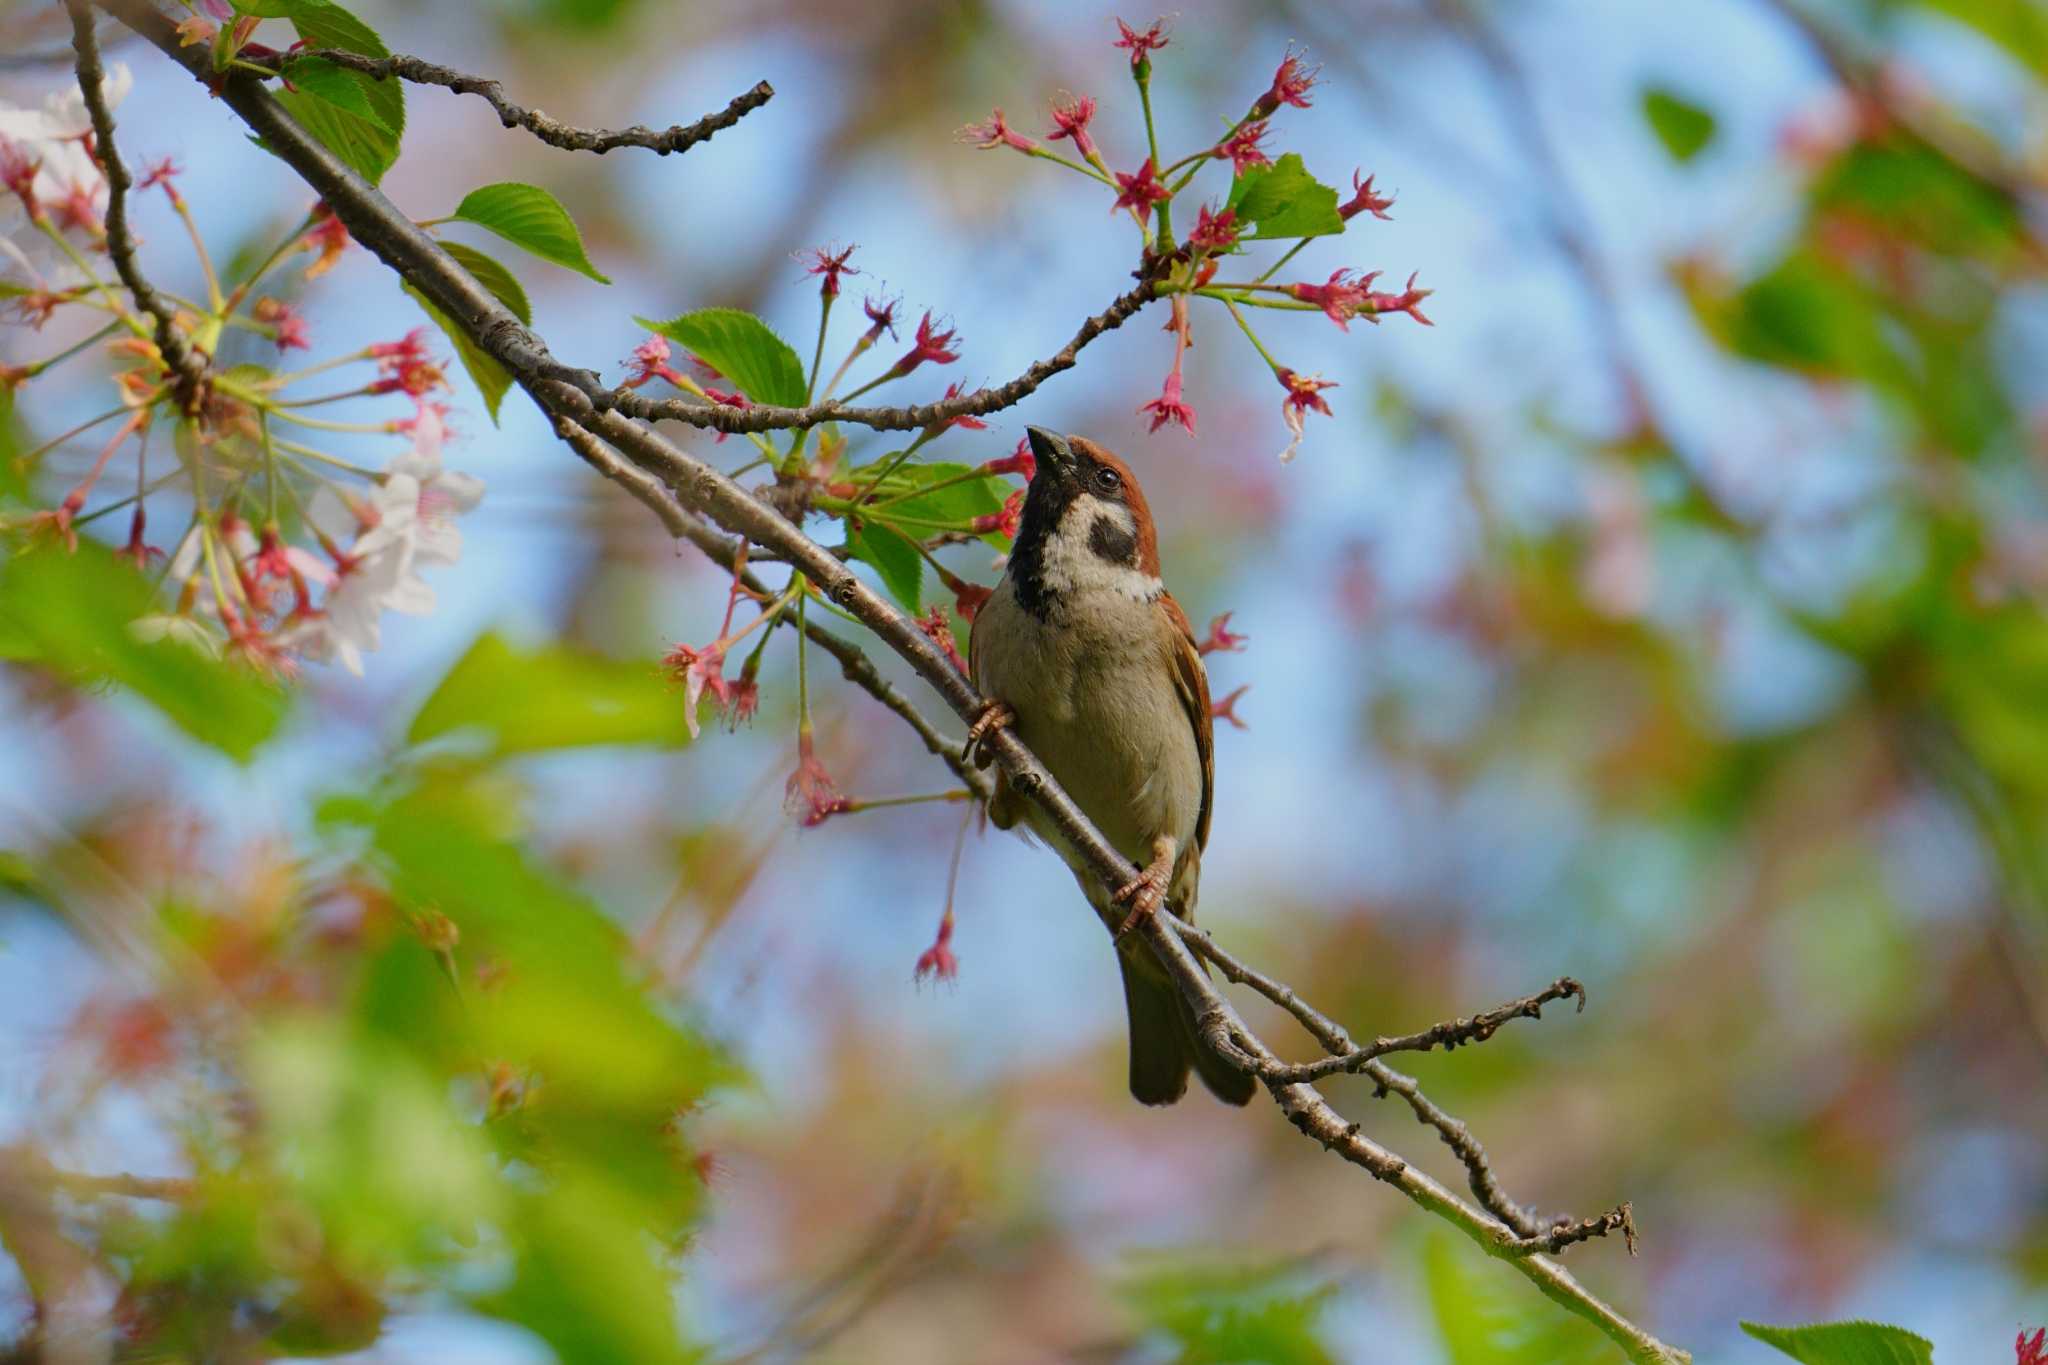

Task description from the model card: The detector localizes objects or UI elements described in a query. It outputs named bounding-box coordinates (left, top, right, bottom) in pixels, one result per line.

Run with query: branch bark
left=94, top=7, right=1689, bottom=1359
left=66, top=0, right=207, bottom=413
left=251, top=48, right=773, bottom=157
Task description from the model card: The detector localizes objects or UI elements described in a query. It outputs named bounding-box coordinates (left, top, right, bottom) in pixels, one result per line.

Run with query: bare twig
left=66, top=0, right=207, bottom=413
left=1249, top=977, right=1586, bottom=1084
left=95, top=9, right=1687, bottom=1359
left=1499, top=1203, right=1638, bottom=1259
left=254, top=48, right=773, bottom=157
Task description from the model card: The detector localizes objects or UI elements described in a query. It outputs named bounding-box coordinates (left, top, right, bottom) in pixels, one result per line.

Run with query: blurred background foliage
left=2, top=0, right=2047, bottom=1360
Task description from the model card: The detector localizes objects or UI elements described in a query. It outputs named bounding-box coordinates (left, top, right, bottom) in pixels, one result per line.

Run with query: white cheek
left=1043, top=494, right=1160, bottom=602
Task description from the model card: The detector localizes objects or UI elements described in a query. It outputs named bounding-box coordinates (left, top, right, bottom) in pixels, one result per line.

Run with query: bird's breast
left=973, top=581, right=1204, bottom=871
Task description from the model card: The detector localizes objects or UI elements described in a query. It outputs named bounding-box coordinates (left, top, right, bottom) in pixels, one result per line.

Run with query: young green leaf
left=280, top=55, right=390, bottom=131
left=452, top=183, right=611, bottom=284
left=0, top=542, right=288, bottom=760
left=1740, top=1321, right=1936, bottom=1365
left=634, top=308, right=807, bottom=407
left=280, top=1, right=404, bottom=183
left=1641, top=87, right=1716, bottom=163
left=402, top=283, right=513, bottom=424
left=845, top=519, right=924, bottom=612
left=275, top=85, right=401, bottom=184
left=1226, top=152, right=1344, bottom=240
left=1421, top=1230, right=1608, bottom=1365
left=408, top=630, right=694, bottom=753
left=440, top=241, right=533, bottom=325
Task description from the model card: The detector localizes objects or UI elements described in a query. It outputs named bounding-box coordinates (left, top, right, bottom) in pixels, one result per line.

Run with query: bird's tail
left=1119, top=952, right=1256, bottom=1107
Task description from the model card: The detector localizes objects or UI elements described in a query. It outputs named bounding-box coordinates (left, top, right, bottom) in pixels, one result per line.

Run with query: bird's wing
left=1157, top=594, right=1214, bottom=855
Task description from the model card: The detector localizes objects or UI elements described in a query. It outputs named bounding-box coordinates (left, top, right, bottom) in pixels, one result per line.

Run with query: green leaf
left=1226, top=153, right=1344, bottom=240
left=0, top=541, right=287, bottom=760
left=1421, top=1230, right=1608, bottom=1365
left=1641, top=87, right=1716, bottom=162
left=402, top=283, right=513, bottom=424
left=440, top=240, right=533, bottom=325
left=278, top=2, right=404, bottom=184
left=408, top=630, right=692, bottom=753
left=451, top=182, right=611, bottom=284
left=858, top=459, right=1011, bottom=548
left=846, top=520, right=923, bottom=612
left=275, top=86, right=400, bottom=184
left=1740, top=1320, right=1936, bottom=1365
left=1898, top=0, right=2048, bottom=79
left=281, top=55, right=390, bottom=130
left=1120, top=1257, right=1337, bottom=1365
left=634, top=307, right=806, bottom=407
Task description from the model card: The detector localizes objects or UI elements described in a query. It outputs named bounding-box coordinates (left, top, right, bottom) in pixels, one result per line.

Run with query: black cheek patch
left=1088, top=514, right=1138, bottom=565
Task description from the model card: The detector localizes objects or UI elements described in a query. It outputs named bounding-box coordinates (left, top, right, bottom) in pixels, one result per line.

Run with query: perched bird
left=967, top=426, right=1254, bottom=1107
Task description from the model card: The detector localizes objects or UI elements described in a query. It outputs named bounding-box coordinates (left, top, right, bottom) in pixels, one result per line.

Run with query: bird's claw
left=1112, top=866, right=1168, bottom=938
left=962, top=699, right=1015, bottom=769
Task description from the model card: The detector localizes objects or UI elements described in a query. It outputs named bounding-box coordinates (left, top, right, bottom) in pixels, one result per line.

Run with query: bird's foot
left=962, top=699, right=1016, bottom=769
left=1113, top=856, right=1172, bottom=939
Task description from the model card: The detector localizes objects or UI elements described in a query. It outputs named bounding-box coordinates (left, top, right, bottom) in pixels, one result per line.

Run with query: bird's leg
left=962, top=698, right=1016, bottom=769
left=1113, top=835, right=1178, bottom=938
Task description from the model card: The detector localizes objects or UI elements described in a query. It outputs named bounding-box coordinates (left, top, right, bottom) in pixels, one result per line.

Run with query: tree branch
left=252, top=48, right=773, bottom=157
left=96, top=8, right=1687, bottom=1359
left=65, top=0, right=207, bottom=413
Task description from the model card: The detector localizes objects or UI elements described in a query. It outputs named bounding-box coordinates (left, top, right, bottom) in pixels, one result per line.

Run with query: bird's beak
left=1025, top=425, right=1075, bottom=480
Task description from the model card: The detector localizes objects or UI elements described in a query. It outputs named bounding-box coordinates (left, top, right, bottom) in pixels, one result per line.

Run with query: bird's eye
left=1093, top=466, right=1122, bottom=493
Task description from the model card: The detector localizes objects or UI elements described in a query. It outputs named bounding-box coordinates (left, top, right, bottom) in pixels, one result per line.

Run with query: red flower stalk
left=252, top=296, right=309, bottom=352
left=299, top=202, right=350, bottom=278
left=982, top=435, right=1036, bottom=482
left=1188, top=202, right=1241, bottom=254
left=623, top=334, right=689, bottom=389
left=804, top=243, right=858, bottom=298
left=1362, top=271, right=1434, bottom=326
left=1197, top=612, right=1247, bottom=655
left=862, top=294, right=900, bottom=342
left=887, top=312, right=961, bottom=377
left=918, top=605, right=968, bottom=675
left=369, top=340, right=449, bottom=396
left=937, top=564, right=993, bottom=621
left=1047, top=94, right=1100, bottom=161
left=702, top=386, right=752, bottom=443
left=914, top=907, right=959, bottom=982
left=2018, top=1328, right=2046, bottom=1365
left=137, top=157, right=184, bottom=208
left=1215, top=120, right=1271, bottom=175
left=1252, top=50, right=1319, bottom=117
left=1212, top=684, right=1249, bottom=730
left=251, top=526, right=295, bottom=583
left=1113, top=17, right=1169, bottom=70
left=1275, top=367, right=1337, bottom=462
left=971, top=488, right=1025, bottom=540
left=664, top=640, right=734, bottom=739
left=1140, top=369, right=1196, bottom=436
left=1339, top=170, right=1395, bottom=221
left=962, top=109, right=1038, bottom=154
left=929, top=381, right=987, bottom=433
left=1112, top=156, right=1171, bottom=225
left=785, top=728, right=852, bottom=827
left=118, top=503, right=161, bottom=568
left=1139, top=294, right=1197, bottom=436
left=1291, top=268, right=1376, bottom=330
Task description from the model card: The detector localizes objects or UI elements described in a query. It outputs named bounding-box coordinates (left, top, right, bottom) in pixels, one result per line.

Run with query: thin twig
left=66, top=0, right=207, bottom=413
left=1250, top=977, right=1586, bottom=1084
left=254, top=48, right=773, bottom=157
left=1498, top=1203, right=1638, bottom=1259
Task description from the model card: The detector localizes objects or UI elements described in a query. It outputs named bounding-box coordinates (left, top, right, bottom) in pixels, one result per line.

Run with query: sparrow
left=967, top=426, right=1254, bottom=1107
